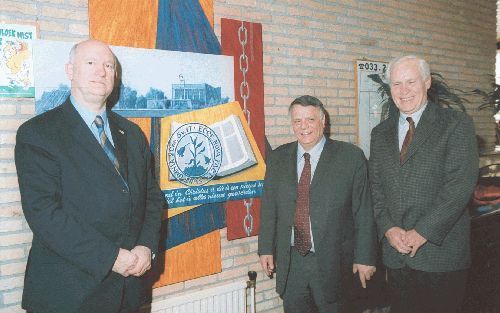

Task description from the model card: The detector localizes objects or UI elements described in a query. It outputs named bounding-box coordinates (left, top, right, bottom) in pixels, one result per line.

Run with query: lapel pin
left=119, top=129, right=125, bottom=135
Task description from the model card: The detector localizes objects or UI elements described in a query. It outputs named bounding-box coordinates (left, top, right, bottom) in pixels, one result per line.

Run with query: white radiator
left=151, top=273, right=257, bottom=313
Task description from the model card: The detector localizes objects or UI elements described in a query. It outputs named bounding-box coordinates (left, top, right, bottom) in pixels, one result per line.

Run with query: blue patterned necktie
left=294, top=152, right=312, bottom=256
left=94, top=115, right=120, bottom=172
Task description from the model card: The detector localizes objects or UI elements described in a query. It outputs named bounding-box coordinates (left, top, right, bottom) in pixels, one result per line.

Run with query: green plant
left=367, top=72, right=469, bottom=121
left=471, top=78, right=500, bottom=113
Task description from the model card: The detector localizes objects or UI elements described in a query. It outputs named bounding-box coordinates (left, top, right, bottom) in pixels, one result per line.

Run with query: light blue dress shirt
left=70, top=96, right=115, bottom=147
left=398, top=102, right=427, bottom=151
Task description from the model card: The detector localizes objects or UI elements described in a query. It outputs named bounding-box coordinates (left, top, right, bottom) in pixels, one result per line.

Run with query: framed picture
left=0, top=21, right=38, bottom=98
left=354, top=59, right=388, bottom=158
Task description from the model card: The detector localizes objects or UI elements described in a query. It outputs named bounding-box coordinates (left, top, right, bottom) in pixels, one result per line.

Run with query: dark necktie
left=400, top=117, right=415, bottom=163
left=294, top=152, right=312, bottom=256
left=94, top=115, right=120, bottom=172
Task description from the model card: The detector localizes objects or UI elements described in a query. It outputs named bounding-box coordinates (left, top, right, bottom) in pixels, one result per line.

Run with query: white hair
left=386, top=55, right=430, bottom=83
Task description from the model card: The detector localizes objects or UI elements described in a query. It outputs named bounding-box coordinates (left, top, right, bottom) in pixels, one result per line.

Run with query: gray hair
left=386, top=55, right=431, bottom=83
left=68, top=42, right=78, bottom=63
left=67, top=40, right=116, bottom=66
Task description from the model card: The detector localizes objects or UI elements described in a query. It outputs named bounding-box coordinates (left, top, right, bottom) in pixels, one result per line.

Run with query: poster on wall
left=354, top=59, right=388, bottom=158
left=33, top=39, right=234, bottom=116
left=0, top=22, right=37, bottom=98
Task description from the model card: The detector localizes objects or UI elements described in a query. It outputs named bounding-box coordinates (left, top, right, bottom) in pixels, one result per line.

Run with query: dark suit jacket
left=369, top=102, right=478, bottom=272
left=15, top=98, right=166, bottom=313
left=258, top=138, right=376, bottom=303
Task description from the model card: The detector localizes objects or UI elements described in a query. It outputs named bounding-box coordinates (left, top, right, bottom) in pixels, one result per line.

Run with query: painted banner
left=156, top=0, right=220, bottom=54
left=86, top=0, right=235, bottom=288
left=149, top=230, right=222, bottom=287
left=0, top=22, right=37, bottom=98
left=160, top=101, right=265, bottom=209
left=221, top=19, right=265, bottom=240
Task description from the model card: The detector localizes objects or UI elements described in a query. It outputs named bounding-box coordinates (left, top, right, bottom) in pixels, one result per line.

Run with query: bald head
left=65, top=39, right=117, bottom=112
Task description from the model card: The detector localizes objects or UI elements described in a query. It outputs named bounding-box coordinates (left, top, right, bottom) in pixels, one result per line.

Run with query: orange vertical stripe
left=89, top=0, right=159, bottom=48
left=127, top=117, right=152, bottom=144
left=199, top=0, right=214, bottom=29
left=152, top=230, right=221, bottom=287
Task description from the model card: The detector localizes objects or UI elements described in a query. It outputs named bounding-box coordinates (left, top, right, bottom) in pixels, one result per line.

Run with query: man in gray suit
left=369, top=55, right=478, bottom=313
left=258, top=95, right=377, bottom=313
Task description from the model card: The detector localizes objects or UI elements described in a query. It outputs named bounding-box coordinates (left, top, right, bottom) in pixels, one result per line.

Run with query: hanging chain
left=238, top=21, right=251, bottom=125
left=239, top=21, right=254, bottom=236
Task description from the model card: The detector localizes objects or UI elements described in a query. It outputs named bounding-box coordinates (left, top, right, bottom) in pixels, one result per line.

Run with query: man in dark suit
left=258, top=95, right=377, bottom=313
left=369, top=55, right=479, bottom=313
left=15, top=39, right=166, bottom=313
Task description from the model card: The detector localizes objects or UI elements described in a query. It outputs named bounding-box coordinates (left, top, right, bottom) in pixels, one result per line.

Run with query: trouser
left=282, top=247, right=343, bottom=313
left=387, top=266, right=468, bottom=313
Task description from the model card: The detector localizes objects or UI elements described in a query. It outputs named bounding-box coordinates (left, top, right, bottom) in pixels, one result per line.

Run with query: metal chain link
left=238, top=22, right=251, bottom=125
left=238, top=21, right=254, bottom=236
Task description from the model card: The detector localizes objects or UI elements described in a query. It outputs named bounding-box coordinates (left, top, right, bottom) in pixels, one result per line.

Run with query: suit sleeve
left=369, top=127, right=396, bottom=240
left=15, top=124, right=119, bottom=281
left=257, top=151, right=278, bottom=256
left=135, top=133, right=165, bottom=256
left=352, top=149, right=377, bottom=265
left=414, top=114, right=479, bottom=245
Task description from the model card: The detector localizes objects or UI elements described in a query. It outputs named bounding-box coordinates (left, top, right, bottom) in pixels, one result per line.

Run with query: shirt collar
left=297, top=136, right=326, bottom=161
left=399, top=102, right=427, bottom=127
left=70, top=95, right=108, bottom=128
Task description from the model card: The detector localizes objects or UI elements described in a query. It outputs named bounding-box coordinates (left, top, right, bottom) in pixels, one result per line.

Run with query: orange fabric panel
left=127, top=117, right=151, bottom=144
left=89, top=0, right=158, bottom=48
left=199, top=0, right=214, bottom=28
left=152, top=230, right=221, bottom=287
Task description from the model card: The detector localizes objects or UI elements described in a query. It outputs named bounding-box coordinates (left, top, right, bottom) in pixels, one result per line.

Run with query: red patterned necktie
left=400, top=117, right=415, bottom=164
left=294, top=152, right=312, bottom=256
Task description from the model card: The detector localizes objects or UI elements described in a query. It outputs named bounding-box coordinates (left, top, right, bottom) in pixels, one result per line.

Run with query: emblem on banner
left=167, top=122, right=223, bottom=186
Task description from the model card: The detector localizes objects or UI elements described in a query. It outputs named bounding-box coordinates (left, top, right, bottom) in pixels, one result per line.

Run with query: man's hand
left=259, top=255, right=275, bottom=277
left=385, top=227, right=411, bottom=254
left=112, top=248, right=138, bottom=277
left=353, top=264, right=376, bottom=288
left=403, top=229, right=427, bottom=257
left=129, top=245, right=152, bottom=277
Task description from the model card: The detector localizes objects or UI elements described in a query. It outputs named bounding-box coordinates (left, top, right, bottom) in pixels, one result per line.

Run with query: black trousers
left=387, top=267, right=468, bottom=313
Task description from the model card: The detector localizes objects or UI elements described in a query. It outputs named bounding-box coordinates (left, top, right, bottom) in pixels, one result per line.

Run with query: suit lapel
left=62, top=100, right=119, bottom=177
left=402, top=103, right=438, bottom=165
left=382, top=116, right=400, bottom=167
left=309, top=139, right=330, bottom=191
left=308, top=139, right=333, bottom=240
left=284, top=143, right=298, bottom=228
left=108, top=112, right=128, bottom=181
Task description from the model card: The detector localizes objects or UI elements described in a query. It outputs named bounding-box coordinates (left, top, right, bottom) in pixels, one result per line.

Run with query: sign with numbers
left=355, top=60, right=388, bottom=158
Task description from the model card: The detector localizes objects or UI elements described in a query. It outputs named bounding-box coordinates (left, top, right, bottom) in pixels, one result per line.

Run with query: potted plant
left=472, top=78, right=500, bottom=151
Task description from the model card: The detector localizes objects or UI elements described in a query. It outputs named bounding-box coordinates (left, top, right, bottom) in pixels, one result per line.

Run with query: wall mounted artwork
left=221, top=19, right=265, bottom=240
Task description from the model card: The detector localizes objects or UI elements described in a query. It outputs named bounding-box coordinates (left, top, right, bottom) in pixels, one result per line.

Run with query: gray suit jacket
left=258, top=138, right=376, bottom=302
left=369, top=102, right=478, bottom=272
left=15, top=99, right=166, bottom=313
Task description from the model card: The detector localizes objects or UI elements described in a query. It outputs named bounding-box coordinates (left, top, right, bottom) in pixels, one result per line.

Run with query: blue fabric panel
left=159, top=202, right=226, bottom=251
left=156, top=0, right=221, bottom=54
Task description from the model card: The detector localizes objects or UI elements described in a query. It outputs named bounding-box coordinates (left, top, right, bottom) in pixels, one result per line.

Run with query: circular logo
left=167, top=122, right=223, bottom=186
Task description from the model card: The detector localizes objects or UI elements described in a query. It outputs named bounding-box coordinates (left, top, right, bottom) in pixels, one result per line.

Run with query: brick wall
left=0, top=1, right=496, bottom=313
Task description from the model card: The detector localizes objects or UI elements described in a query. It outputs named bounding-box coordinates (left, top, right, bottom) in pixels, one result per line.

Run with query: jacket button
left=122, top=189, right=128, bottom=193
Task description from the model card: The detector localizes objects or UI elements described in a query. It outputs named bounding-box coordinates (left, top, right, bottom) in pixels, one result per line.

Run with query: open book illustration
left=169, top=114, right=257, bottom=180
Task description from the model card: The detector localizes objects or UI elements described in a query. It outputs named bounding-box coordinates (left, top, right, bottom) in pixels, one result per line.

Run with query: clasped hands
left=385, top=227, right=427, bottom=257
left=112, top=246, right=152, bottom=277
